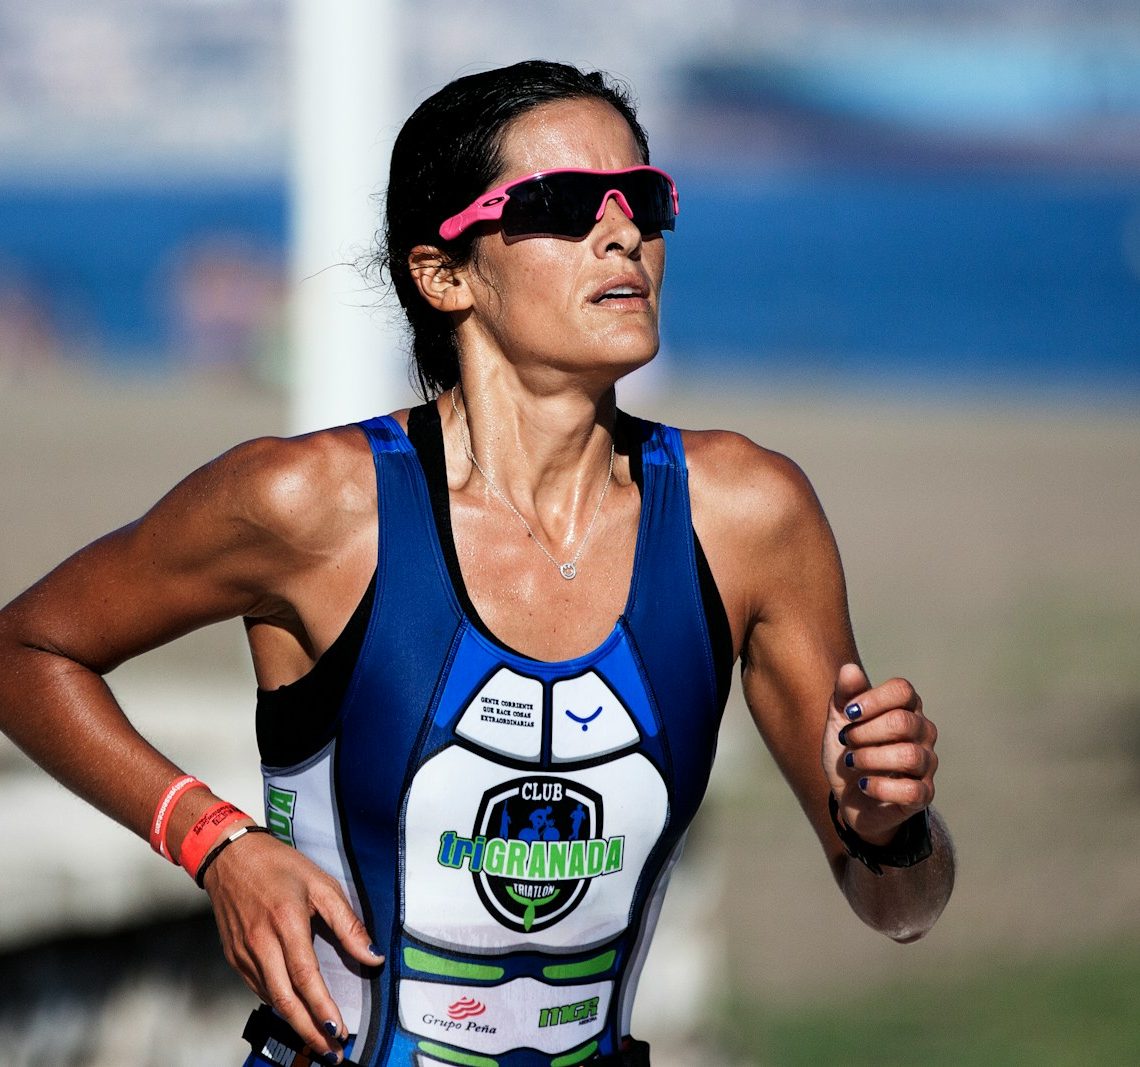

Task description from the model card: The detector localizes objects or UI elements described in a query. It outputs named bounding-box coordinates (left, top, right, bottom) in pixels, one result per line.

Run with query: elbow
left=853, top=895, right=941, bottom=944
left=887, top=921, right=934, bottom=945
left=840, top=856, right=955, bottom=944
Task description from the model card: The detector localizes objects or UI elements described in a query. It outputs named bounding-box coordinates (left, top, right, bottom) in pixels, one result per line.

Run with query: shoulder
left=167, top=424, right=377, bottom=557
left=680, top=427, right=825, bottom=544
left=677, top=427, right=839, bottom=644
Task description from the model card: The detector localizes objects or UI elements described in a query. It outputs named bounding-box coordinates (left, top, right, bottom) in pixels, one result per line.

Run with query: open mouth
left=596, top=286, right=639, bottom=301
left=590, top=280, right=650, bottom=304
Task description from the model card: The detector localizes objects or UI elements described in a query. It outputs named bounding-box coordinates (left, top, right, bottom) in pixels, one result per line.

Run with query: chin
left=619, top=336, right=660, bottom=373
left=624, top=345, right=659, bottom=375
left=603, top=322, right=660, bottom=363
left=591, top=351, right=658, bottom=395
left=538, top=330, right=660, bottom=387
left=588, top=335, right=658, bottom=378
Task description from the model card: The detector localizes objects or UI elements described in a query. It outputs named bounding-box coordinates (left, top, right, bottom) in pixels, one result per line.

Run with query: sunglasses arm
left=439, top=190, right=510, bottom=241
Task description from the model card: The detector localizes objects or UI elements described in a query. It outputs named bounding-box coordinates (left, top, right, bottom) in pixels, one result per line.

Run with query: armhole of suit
left=623, top=412, right=734, bottom=709
left=254, top=560, right=378, bottom=768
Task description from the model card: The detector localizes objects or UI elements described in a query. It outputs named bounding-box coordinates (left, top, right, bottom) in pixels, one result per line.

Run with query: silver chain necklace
left=450, top=386, right=615, bottom=580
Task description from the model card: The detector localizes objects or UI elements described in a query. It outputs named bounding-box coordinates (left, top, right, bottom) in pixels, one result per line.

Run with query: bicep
left=2, top=444, right=301, bottom=675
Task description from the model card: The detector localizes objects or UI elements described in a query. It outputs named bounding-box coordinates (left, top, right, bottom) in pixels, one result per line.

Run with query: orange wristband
left=177, top=802, right=250, bottom=880
left=149, top=775, right=206, bottom=862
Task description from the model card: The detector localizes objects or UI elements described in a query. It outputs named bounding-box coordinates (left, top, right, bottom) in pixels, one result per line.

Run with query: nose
left=593, top=192, right=642, bottom=253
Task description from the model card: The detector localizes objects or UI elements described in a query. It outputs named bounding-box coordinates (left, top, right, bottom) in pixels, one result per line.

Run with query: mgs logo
left=437, top=776, right=624, bottom=933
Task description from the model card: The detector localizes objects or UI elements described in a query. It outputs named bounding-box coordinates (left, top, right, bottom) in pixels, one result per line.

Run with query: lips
left=588, top=274, right=651, bottom=304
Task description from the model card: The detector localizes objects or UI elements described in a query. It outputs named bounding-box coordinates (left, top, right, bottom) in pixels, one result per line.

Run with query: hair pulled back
left=378, top=60, right=650, bottom=399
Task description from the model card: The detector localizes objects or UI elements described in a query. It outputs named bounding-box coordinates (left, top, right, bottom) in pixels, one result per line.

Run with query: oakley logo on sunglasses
left=440, top=166, right=679, bottom=242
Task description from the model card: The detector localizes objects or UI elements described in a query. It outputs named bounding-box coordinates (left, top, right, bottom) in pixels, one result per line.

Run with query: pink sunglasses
left=439, top=165, right=679, bottom=242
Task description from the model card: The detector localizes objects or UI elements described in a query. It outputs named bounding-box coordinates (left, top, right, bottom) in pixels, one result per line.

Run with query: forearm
left=0, top=638, right=177, bottom=826
left=0, top=476, right=280, bottom=850
left=838, top=807, right=955, bottom=943
left=0, top=639, right=238, bottom=856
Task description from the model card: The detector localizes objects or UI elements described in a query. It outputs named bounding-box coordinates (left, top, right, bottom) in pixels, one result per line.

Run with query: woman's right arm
left=0, top=433, right=378, bottom=1063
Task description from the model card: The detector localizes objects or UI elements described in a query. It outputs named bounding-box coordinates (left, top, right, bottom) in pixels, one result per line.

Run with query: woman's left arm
left=687, top=431, right=954, bottom=942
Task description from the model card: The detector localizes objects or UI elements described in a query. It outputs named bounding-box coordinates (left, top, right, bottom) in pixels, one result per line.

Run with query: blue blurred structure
left=0, top=182, right=285, bottom=364
left=666, top=25, right=1140, bottom=397
left=663, top=169, right=1140, bottom=395
left=0, top=2, right=1138, bottom=397
left=682, top=34, right=1140, bottom=143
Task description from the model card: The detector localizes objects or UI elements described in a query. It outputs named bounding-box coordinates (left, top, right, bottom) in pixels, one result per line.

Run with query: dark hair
left=377, top=60, right=650, bottom=399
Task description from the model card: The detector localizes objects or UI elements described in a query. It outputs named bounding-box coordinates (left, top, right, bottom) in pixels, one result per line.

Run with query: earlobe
left=408, top=246, right=473, bottom=313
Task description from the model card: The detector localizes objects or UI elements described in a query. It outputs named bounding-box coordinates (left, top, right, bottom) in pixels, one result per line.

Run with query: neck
left=446, top=369, right=620, bottom=552
left=454, top=363, right=616, bottom=484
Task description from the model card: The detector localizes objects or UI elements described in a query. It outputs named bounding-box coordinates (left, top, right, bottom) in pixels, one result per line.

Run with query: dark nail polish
left=844, top=702, right=862, bottom=721
left=838, top=726, right=848, bottom=746
left=844, top=751, right=855, bottom=768
left=368, top=943, right=382, bottom=957
left=323, top=1021, right=339, bottom=1038
left=323, top=1053, right=340, bottom=1066
left=858, top=777, right=869, bottom=791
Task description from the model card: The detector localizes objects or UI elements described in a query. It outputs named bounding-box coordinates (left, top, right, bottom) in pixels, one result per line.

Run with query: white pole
left=288, top=0, right=409, bottom=435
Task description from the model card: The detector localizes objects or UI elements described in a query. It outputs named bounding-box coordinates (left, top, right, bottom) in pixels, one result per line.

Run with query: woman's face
left=455, top=97, right=667, bottom=386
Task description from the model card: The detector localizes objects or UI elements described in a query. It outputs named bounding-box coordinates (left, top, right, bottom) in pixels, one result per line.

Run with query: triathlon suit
left=243, top=404, right=732, bottom=1067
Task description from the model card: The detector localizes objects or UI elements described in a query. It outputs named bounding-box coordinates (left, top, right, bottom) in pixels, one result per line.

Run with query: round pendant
left=559, top=562, right=577, bottom=580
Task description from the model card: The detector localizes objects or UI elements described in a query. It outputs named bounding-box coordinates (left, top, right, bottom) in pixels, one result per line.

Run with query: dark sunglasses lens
left=622, top=172, right=676, bottom=233
left=500, top=175, right=596, bottom=238
left=501, top=172, right=675, bottom=238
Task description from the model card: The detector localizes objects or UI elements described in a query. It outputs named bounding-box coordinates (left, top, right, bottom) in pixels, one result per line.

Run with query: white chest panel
left=402, top=746, right=668, bottom=954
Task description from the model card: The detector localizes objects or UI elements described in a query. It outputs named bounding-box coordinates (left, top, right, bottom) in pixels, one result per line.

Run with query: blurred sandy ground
left=0, top=363, right=1138, bottom=1064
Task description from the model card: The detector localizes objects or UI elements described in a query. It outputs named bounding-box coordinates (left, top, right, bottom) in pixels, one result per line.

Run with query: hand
left=822, top=663, right=938, bottom=847
left=203, top=830, right=383, bottom=1064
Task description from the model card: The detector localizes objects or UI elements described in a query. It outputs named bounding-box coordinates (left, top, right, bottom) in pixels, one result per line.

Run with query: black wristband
left=828, top=792, right=933, bottom=877
left=195, top=825, right=273, bottom=889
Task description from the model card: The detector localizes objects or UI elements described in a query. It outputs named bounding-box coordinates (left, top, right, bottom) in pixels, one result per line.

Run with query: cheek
left=645, top=242, right=667, bottom=293
left=473, top=251, right=562, bottom=332
left=499, top=252, right=576, bottom=320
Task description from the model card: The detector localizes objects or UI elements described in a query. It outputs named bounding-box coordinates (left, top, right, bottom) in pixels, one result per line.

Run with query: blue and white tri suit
left=247, top=405, right=732, bottom=1067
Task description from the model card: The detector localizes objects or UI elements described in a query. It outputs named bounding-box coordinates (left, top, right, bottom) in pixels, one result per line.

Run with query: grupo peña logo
left=447, top=997, right=486, bottom=1021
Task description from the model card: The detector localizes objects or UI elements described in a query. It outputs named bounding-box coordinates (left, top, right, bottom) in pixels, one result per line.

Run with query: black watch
left=828, top=792, right=933, bottom=876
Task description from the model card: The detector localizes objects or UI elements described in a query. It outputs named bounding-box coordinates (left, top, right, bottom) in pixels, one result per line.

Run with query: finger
left=311, top=878, right=385, bottom=970
left=837, top=676, right=921, bottom=726
left=842, top=741, right=937, bottom=780
left=259, top=938, right=345, bottom=1065
left=839, top=707, right=936, bottom=749
left=855, top=772, right=934, bottom=810
left=833, top=662, right=871, bottom=717
left=278, top=928, right=351, bottom=1056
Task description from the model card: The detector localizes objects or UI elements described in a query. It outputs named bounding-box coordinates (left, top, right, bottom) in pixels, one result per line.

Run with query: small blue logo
left=565, top=706, right=603, bottom=732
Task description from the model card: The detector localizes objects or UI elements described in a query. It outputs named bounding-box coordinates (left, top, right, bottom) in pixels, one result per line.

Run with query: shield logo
left=471, top=776, right=604, bottom=932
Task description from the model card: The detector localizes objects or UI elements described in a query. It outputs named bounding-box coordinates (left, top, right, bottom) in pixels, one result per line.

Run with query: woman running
left=0, top=60, right=953, bottom=1067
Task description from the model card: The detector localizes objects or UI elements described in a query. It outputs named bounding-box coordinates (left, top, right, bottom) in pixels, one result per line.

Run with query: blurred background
left=1, top=1, right=1138, bottom=1064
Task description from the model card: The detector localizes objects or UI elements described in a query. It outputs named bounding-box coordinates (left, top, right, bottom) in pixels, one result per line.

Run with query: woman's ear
left=408, top=246, right=473, bottom=313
